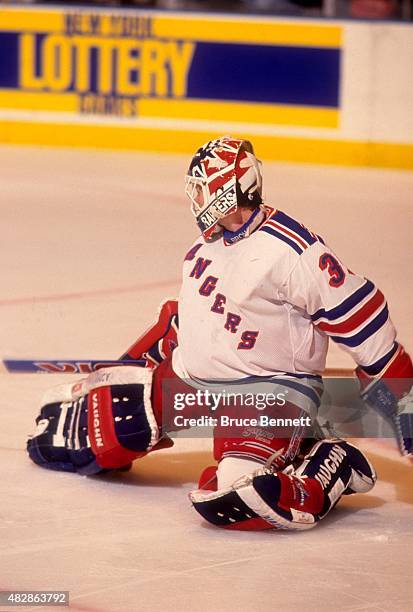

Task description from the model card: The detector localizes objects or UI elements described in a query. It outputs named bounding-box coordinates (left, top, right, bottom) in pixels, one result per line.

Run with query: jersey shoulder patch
left=259, top=210, right=324, bottom=256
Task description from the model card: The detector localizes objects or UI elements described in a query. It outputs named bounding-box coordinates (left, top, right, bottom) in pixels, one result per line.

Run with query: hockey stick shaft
left=1, top=359, right=353, bottom=377
left=1, top=358, right=146, bottom=374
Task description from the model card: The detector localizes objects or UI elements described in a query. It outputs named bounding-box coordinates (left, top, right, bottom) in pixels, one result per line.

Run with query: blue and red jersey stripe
left=311, top=279, right=390, bottom=348
left=311, top=279, right=375, bottom=323
left=260, top=210, right=322, bottom=255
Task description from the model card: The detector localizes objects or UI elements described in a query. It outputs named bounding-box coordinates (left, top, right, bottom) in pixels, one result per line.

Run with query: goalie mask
left=185, top=136, right=263, bottom=239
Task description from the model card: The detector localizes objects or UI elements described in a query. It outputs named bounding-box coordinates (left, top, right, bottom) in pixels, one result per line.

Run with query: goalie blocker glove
left=27, top=366, right=166, bottom=475
left=356, top=344, right=413, bottom=455
left=190, top=440, right=376, bottom=531
left=121, top=299, right=178, bottom=367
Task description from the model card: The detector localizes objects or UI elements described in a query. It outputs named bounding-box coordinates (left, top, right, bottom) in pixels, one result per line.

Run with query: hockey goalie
left=27, top=137, right=413, bottom=531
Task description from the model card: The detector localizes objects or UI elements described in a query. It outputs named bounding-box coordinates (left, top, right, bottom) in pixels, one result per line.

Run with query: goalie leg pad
left=27, top=400, right=95, bottom=473
left=190, top=488, right=271, bottom=531
left=27, top=366, right=161, bottom=475
left=190, top=440, right=376, bottom=530
left=295, top=439, right=376, bottom=501
left=190, top=474, right=321, bottom=531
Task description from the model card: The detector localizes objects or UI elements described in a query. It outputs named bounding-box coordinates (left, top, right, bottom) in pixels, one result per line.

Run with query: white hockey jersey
left=172, top=208, right=396, bottom=382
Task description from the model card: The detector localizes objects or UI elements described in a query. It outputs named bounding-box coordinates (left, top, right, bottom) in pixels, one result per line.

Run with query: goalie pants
left=152, top=355, right=311, bottom=468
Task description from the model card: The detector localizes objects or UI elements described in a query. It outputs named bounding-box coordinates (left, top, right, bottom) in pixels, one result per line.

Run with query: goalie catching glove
left=27, top=366, right=169, bottom=475
left=356, top=344, right=413, bottom=455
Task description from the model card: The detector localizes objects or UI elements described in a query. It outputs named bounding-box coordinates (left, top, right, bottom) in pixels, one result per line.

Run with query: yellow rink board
left=0, top=7, right=411, bottom=170
left=1, top=120, right=412, bottom=170
left=0, top=8, right=342, bottom=46
left=0, top=91, right=339, bottom=129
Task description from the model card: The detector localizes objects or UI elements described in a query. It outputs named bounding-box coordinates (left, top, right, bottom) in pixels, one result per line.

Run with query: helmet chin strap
left=222, top=205, right=268, bottom=245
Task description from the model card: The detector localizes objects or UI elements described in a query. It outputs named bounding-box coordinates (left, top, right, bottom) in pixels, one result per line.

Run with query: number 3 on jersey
left=319, top=253, right=346, bottom=287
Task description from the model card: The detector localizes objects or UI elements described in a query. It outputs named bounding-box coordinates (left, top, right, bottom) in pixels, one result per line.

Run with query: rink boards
left=0, top=5, right=412, bottom=169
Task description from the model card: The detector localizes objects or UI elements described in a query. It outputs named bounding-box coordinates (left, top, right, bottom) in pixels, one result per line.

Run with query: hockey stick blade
left=2, top=358, right=146, bottom=374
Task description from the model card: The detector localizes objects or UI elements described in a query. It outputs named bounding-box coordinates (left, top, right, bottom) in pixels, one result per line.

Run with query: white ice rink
left=0, top=145, right=412, bottom=612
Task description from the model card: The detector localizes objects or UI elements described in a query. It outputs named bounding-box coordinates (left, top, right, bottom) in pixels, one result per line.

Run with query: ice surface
left=0, top=146, right=412, bottom=611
